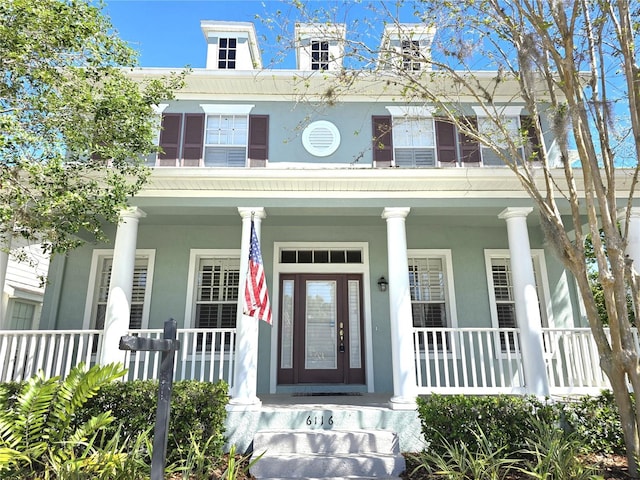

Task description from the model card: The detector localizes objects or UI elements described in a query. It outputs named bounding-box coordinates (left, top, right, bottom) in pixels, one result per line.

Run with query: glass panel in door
left=305, top=280, right=337, bottom=370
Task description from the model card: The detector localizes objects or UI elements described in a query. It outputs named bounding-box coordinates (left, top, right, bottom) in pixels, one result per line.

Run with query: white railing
left=542, top=327, right=612, bottom=394
left=0, top=326, right=631, bottom=396
left=0, top=328, right=235, bottom=387
left=0, top=330, right=103, bottom=382
left=413, top=327, right=526, bottom=394
left=124, top=328, right=235, bottom=386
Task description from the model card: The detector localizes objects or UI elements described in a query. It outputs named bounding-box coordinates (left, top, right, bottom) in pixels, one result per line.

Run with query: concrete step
left=257, top=477, right=403, bottom=480
left=252, top=429, right=400, bottom=455
left=250, top=429, right=406, bottom=479
left=250, top=452, right=405, bottom=479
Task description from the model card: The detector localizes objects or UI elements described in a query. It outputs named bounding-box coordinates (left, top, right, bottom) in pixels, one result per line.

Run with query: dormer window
left=402, top=40, right=421, bottom=71
left=295, top=23, right=345, bottom=71
left=311, top=41, right=329, bottom=71
left=201, top=21, right=262, bottom=70
left=380, top=24, right=435, bottom=71
left=218, top=38, right=237, bottom=69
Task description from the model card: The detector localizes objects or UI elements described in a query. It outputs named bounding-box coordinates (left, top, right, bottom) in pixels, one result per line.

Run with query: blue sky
left=103, top=1, right=418, bottom=69
left=104, top=1, right=282, bottom=68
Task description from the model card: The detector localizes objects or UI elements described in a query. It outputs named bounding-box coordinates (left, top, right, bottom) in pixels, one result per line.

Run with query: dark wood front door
left=277, top=274, right=365, bottom=385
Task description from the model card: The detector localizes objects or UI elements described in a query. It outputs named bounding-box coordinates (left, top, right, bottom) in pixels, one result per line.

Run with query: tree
left=0, top=0, right=183, bottom=254
left=272, top=0, right=640, bottom=473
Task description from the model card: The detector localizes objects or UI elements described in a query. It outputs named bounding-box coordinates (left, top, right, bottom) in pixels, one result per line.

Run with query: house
left=0, top=238, right=49, bottom=331
left=1, top=19, right=639, bottom=452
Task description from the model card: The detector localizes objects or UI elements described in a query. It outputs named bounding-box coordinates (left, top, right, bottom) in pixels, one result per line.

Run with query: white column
left=626, top=208, right=640, bottom=271
left=0, top=233, right=11, bottom=329
left=498, top=207, right=549, bottom=396
left=228, top=207, right=265, bottom=411
left=99, top=207, right=146, bottom=366
left=382, top=207, right=417, bottom=409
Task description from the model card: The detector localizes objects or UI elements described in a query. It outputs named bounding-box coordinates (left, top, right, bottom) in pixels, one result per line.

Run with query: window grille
left=218, top=38, right=237, bottom=69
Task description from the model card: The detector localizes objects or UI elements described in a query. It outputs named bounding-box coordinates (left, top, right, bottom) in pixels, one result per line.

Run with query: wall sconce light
left=377, top=276, right=388, bottom=292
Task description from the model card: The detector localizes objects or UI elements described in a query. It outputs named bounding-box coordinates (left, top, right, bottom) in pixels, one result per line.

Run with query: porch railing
left=124, top=328, right=236, bottom=385
left=413, top=327, right=626, bottom=395
left=0, top=328, right=236, bottom=386
left=413, top=327, right=526, bottom=394
left=0, top=326, right=630, bottom=396
left=0, top=330, right=103, bottom=383
left=542, top=327, right=614, bottom=394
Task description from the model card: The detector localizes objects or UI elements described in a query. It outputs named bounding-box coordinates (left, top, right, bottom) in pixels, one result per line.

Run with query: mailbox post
left=119, top=318, right=180, bottom=480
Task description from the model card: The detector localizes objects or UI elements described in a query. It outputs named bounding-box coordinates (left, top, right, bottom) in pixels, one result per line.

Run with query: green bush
left=77, top=379, right=229, bottom=465
left=417, top=392, right=625, bottom=457
left=416, top=394, right=558, bottom=455
left=561, top=390, right=625, bottom=455
left=0, top=363, right=130, bottom=479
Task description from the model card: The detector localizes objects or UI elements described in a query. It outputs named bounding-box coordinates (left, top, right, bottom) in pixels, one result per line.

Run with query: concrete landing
left=224, top=394, right=426, bottom=454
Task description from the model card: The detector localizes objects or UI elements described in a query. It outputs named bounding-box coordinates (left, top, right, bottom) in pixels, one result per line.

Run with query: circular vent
left=302, top=120, right=341, bottom=157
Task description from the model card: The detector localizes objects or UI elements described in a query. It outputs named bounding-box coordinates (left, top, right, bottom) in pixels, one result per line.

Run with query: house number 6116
left=306, top=415, right=333, bottom=426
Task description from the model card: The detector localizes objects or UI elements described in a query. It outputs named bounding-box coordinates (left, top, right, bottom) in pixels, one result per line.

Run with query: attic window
left=302, top=120, right=340, bottom=157
left=311, top=41, right=329, bottom=71
left=219, top=38, right=237, bottom=69
left=402, top=40, right=421, bottom=71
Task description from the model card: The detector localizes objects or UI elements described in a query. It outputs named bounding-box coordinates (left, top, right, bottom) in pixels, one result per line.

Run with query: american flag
left=243, top=220, right=272, bottom=324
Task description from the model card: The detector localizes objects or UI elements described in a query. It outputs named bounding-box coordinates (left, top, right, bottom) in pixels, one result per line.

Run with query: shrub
left=416, top=394, right=558, bottom=455
left=78, top=379, right=229, bottom=465
left=561, top=390, right=625, bottom=455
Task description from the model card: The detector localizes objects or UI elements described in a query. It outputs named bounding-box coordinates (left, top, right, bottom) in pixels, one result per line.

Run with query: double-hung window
left=485, top=250, right=550, bottom=353
left=204, top=114, right=248, bottom=167
left=194, top=256, right=240, bottom=330
left=393, top=116, right=436, bottom=167
left=473, top=107, right=542, bottom=166
left=186, top=251, right=240, bottom=350
left=373, top=107, right=481, bottom=168
left=85, top=250, right=155, bottom=352
left=157, top=105, right=268, bottom=168
left=408, top=251, right=457, bottom=352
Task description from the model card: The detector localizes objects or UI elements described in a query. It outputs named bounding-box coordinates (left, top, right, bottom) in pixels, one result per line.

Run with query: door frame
left=269, top=242, right=374, bottom=393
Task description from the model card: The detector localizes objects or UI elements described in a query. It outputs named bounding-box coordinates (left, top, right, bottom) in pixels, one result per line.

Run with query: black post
left=151, top=318, right=177, bottom=480
left=119, top=318, right=180, bottom=480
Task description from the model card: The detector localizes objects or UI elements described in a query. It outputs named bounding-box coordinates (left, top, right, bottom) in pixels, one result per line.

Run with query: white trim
left=484, top=249, right=553, bottom=355
left=83, top=249, right=156, bottom=330
left=270, top=241, right=374, bottom=394
left=407, top=249, right=458, bottom=328
left=385, top=105, right=436, bottom=117
left=184, top=249, right=241, bottom=329
left=199, top=104, right=255, bottom=115
left=152, top=103, right=169, bottom=115
left=472, top=105, right=524, bottom=117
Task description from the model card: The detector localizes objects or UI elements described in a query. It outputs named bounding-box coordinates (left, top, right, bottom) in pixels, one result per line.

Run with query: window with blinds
left=204, top=115, right=248, bottom=167
left=409, top=256, right=450, bottom=351
left=487, top=253, right=548, bottom=352
left=195, top=257, right=240, bottom=329
left=392, top=117, right=436, bottom=167
left=93, top=257, right=148, bottom=332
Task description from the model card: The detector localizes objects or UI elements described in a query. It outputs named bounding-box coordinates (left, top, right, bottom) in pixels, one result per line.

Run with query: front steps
left=250, top=429, right=405, bottom=480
